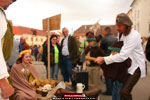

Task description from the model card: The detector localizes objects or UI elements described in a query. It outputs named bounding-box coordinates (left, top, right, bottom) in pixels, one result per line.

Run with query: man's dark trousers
left=61, top=56, right=73, bottom=82
left=120, top=67, right=141, bottom=100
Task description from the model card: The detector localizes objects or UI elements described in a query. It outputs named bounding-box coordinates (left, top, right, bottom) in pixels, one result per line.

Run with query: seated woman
left=10, top=50, right=40, bottom=100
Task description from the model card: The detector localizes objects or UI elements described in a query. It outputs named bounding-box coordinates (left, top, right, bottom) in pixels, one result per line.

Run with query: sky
left=5, top=0, right=133, bottom=32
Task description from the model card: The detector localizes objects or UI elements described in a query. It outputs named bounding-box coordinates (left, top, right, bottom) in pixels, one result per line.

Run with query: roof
left=130, top=0, right=135, bottom=7
left=13, top=26, right=22, bottom=35
left=13, top=26, right=47, bottom=36
left=73, top=33, right=86, bottom=37
left=74, top=24, right=118, bottom=36
left=74, top=25, right=93, bottom=33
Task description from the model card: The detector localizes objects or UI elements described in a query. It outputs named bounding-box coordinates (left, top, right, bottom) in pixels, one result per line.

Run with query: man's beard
left=4, top=6, right=9, bottom=10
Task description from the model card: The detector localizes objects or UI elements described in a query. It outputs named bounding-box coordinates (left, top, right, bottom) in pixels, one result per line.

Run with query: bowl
left=42, top=91, right=48, bottom=97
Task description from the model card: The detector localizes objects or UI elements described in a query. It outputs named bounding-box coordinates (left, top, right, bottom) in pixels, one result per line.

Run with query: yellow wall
left=23, top=34, right=47, bottom=46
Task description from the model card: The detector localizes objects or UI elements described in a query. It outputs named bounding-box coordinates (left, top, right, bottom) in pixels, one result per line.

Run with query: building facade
left=130, top=0, right=150, bottom=37
left=13, top=26, right=64, bottom=47
left=13, top=26, right=47, bottom=46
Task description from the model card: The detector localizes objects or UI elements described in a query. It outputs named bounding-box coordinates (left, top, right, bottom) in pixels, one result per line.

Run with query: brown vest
left=0, top=7, right=13, bottom=61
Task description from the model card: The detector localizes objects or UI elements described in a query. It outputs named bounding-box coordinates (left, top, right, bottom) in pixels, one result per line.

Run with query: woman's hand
left=30, top=81, right=35, bottom=87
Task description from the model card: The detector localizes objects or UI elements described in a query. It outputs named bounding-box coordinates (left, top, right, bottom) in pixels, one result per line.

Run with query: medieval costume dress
left=10, top=63, right=40, bottom=100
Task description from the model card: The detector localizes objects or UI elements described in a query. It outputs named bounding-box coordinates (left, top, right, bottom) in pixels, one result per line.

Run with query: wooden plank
left=42, top=14, right=61, bottom=32
left=50, top=14, right=61, bottom=31
left=42, top=18, right=49, bottom=32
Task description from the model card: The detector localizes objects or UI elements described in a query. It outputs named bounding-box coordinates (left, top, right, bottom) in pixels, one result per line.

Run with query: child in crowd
left=101, top=41, right=131, bottom=100
left=83, top=32, right=105, bottom=87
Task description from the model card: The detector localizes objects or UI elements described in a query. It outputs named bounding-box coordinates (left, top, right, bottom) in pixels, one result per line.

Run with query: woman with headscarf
left=10, top=50, right=40, bottom=100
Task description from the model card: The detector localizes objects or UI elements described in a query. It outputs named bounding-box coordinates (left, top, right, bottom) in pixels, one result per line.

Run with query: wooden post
left=47, top=18, right=51, bottom=79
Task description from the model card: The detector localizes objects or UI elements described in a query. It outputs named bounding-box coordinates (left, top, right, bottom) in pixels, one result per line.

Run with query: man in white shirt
left=95, top=13, right=146, bottom=100
left=0, top=0, right=16, bottom=99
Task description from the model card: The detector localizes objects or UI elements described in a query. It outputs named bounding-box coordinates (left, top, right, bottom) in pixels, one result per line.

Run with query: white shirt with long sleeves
left=62, top=35, right=69, bottom=56
left=0, top=9, right=9, bottom=79
left=104, top=28, right=146, bottom=77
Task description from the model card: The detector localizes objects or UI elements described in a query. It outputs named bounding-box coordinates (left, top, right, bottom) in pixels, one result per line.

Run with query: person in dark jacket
left=100, top=26, right=117, bottom=95
left=101, top=41, right=131, bottom=100
left=60, top=27, right=78, bottom=82
left=42, top=38, right=48, bottom=66
left=33, top=45, right=38, bottom=61
left=42, top=35, right=61, bottom=80
left=19, top=37, right=29, bottom=52
left=146, top=37, right=150, bottom=61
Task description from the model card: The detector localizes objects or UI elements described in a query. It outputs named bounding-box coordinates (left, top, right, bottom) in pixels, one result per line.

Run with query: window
left=31, top=37, right=33, bottom=41
left=26, top=37, right=28, bottom=41
left=135, top=11, right=136, bottom=21
left=137, top=23, right=139, bottom=32
left=138, top=10, right=140, bottom=18
left=36, top=38, right=38, bottom=42
left=41, top=38, right=43, bottom=42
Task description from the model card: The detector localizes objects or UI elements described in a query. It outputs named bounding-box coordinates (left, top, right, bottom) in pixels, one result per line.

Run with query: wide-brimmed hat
left=116, top=13, right=133, bottom=26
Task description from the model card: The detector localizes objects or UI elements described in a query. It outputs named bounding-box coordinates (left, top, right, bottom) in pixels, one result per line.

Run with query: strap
left=0, top=7, right=6, bottom=18
left=119, top=33, right=122, bottom=41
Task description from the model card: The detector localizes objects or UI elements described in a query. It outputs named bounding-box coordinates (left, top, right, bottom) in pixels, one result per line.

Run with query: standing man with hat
left=0, top=0, right=16, bottom=99
left=95, top=13, right=146, bottom=100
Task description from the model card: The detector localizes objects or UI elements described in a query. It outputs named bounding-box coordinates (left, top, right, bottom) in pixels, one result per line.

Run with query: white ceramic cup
left=76, top=83, right=85, bottom=93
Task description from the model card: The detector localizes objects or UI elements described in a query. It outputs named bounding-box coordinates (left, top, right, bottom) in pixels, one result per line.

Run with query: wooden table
left=37, top=84, right=101, bottom=100
left=56, top=84, right=101, bottom=100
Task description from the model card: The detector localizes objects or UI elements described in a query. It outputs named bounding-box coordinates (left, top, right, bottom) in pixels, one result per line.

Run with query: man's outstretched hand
left=95, top=57, right=104, bottom=65
left=0, top=78, right=14, bottom=99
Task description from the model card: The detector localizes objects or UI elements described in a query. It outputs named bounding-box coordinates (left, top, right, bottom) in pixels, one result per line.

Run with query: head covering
left=86, top=33, right=96, bottom=42
left=116, top=13, right=133, bottom=26
left=18, top=50, right=31, bottom=58
left=86, top=31, right=94, bottom=37
left=108, top=41, right=123, bottom=52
